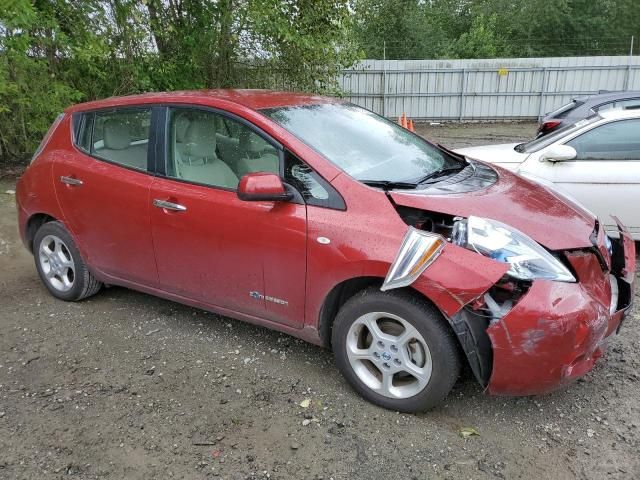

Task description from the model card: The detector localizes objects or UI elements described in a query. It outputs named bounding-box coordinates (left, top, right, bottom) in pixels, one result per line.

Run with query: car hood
left=455, top=143, right=528, bottom=165
left=390, top=163, right=595, bottom=250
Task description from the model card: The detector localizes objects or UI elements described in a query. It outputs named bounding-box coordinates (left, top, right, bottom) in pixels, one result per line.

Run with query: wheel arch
left=317, top=276, right=460, bottom=350
left=25, top=213, right=57, bottom=253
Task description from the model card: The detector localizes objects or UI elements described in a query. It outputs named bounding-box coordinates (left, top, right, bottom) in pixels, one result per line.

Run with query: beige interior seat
left=236, top=132, right=279, bottom=177
left=97, top=119, right=147, bottom=169
left=216, top=133, right=240, bottom=170
left=177, top=117, right=239, bottom=189
left=174, top=114, right=191, bottom=162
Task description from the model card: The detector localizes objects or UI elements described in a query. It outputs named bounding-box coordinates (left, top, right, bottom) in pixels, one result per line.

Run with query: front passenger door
left=149, top=106, right=308, bottom=327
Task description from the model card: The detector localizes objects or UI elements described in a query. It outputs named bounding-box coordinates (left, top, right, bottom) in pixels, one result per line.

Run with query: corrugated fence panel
left=339, top=56, right=640, bottom=120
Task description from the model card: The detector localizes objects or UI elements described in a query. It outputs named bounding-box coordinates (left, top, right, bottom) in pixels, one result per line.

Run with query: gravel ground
left=1, top=122, right=639, bottom=480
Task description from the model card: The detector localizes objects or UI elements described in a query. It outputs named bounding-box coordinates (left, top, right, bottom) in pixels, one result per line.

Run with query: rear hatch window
left=546, top=100, right=582, bottom=119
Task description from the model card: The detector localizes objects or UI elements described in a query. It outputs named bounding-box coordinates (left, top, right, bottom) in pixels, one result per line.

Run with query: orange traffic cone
left=401, top=113, right=408, bottom=129
left=408, top=119, right=415, bottom=132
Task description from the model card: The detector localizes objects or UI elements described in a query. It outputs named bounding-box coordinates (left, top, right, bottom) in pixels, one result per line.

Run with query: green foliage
left=0, top=0, right=359, bottom=165
left=352, top=0, right=640, bottom=60
left=2, top=0, right=639, bottom=166
left=448, top=14, right=513, bottom=59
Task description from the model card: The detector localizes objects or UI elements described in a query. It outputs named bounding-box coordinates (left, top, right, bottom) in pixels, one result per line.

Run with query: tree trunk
left=147, top=0, right=172, bottom=58
left=214, top=0, right=235, bottom=88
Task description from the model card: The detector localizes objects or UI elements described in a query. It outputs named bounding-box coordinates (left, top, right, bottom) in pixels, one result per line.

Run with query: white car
left=456, top=109, right=640, bottom=239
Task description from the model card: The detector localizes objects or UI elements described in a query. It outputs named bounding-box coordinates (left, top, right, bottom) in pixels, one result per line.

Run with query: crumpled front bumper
left=486, top=219, right=636, bottom=396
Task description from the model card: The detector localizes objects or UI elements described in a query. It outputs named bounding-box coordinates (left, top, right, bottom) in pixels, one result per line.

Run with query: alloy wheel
left=346, top=312, right=432, bottom=399
left=38, top=234, right=75, bottom=292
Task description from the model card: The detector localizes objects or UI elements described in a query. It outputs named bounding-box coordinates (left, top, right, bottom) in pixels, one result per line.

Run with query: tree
left=351, top=0, right=450, bottom=60
left=448, top=14, right=512, bottom=58
left=0, top=0, right=358, bottom=165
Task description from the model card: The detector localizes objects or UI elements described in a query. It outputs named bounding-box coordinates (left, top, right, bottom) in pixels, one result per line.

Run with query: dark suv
left=538, top=91, right=640, bottom=136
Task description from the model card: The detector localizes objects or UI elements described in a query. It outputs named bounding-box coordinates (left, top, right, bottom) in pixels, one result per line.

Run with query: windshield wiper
left=414, top=164, right=467, bottom=184
left=361, top=179, right=417, bottom=190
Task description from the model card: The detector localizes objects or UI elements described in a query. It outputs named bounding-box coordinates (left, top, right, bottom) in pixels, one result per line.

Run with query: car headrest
left=175, top=114, right=191, bottom=143
left=184, top=117, right=216, bottom=158
left=239, top=130, right=266, bottom=156
left=103, top=120, right=131, bottom=150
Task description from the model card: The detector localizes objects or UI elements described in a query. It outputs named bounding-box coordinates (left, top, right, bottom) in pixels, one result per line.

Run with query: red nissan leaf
left=16, top=90, right=636, bottom=412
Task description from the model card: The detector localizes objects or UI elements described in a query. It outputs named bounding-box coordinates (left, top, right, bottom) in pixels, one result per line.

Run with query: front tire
left=33, top=221, right=102, bottom=301
left=332, top=287, right=461, bottom=412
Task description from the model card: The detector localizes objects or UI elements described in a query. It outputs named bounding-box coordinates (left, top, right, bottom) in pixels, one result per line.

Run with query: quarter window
left=594, top=98, right=640, bottom=113
left=566, top=119, right=640, bottom=160
left=76, top=113, right=93, bottom=152
left=284, top=151, right=345, bottom=210
left=166, top=107, right=279, bottom=190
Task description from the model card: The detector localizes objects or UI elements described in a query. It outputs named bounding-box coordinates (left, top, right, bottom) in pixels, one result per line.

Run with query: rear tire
left=33, top=221, right=102, bottom=301
left=332, top=287, right=461, bottom=412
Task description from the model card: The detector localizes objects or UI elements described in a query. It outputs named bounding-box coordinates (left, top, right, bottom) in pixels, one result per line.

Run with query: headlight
left=452, top=216, right=575, bottom=282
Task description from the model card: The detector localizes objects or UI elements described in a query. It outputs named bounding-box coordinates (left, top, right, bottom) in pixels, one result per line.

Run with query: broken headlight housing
left=452, top=216, right=575, bottom=283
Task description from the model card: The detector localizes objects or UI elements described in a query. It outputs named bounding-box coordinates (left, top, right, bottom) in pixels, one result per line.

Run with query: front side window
left=262, top=103, right=463, bottom=184
left=89, top=109, right=151, bottom=170
left=566, top=119, right=640, bottom=160
left=167, top=107, right=279, bottom=189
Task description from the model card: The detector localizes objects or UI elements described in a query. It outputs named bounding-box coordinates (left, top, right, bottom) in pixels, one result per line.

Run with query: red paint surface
left=237, top=172, right=288, bottom=200
left=391, top=164, right=596, bottom=250
left=149, top=175, right=307, bottom=327
left=15, top=90, right=637, bottom=399
left=487, top=245, right=633, bottom=396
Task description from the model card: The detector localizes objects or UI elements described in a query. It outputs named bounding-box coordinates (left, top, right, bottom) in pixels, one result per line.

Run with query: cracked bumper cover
left=486, top=222, right=636, bottom=396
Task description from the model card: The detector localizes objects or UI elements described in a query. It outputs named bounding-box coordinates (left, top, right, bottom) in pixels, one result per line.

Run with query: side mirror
left=237, top=172, right=292, bottom=202
left=541, top=144, right=577, bottom=162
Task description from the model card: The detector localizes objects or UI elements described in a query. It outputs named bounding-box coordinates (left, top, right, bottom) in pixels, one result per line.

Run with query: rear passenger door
left=52, top=107, right=159, bottom=286
left=552, top=118, right=640, bottom=237
left=149, top=106, right=308, bottom=327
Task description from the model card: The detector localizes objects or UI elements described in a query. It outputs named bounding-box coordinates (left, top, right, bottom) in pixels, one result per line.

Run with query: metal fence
left=338, top=56, right=640, bottom=121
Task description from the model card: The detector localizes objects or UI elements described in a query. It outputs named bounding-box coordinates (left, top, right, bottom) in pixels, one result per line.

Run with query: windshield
left=261, top=103, right=463, bottom=184
left=516, top=115, right=601, bottom=153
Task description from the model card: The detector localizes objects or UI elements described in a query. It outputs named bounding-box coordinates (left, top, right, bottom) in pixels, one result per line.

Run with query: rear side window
left=75, top=108, right=151, bottom=171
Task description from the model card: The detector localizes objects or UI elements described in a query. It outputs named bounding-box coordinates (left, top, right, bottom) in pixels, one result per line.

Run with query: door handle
left=153, top=199, right=187, bottom=212
left=60, top=176, right=83, bottom=186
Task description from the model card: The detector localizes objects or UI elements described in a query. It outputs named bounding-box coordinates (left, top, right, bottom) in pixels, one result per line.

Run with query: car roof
left=65, top=89, right=342, bottom=113
left=574, top=90, right=640, bottom=104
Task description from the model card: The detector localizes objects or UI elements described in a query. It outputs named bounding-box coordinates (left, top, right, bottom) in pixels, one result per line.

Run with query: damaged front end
left=385, top=206, right=636, bottom=395
left=486, top=218, right=635, bottom=395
